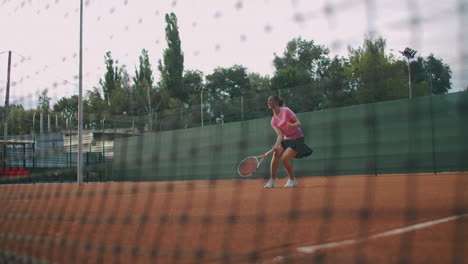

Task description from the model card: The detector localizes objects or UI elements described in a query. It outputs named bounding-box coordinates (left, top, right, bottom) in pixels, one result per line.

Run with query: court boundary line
left=296, top=213, right=468, bottom=254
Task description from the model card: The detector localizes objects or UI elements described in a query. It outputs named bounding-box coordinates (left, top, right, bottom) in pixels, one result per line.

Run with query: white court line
left=297, top=213, right=468, bottom=254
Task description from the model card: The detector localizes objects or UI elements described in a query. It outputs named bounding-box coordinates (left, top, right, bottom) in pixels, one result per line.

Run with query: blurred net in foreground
left=0, top=92, right=467, bottom=264
left=1, top=0, right=468, bottom=263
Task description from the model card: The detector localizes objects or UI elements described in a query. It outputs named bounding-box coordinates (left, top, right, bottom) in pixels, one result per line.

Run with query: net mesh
left=0, top=0, right=468, bottom=264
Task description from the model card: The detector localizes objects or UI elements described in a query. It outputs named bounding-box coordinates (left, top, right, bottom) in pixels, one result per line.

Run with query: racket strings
left=238, top=157, right=259, bottom=177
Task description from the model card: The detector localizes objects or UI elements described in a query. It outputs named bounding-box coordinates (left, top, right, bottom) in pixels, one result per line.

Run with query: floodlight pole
left=3, top=51, right=11, bottom=169
left=32, top=111, right=36, bottom=135
left=200, top=89, right=203, bottom=127
left=428, top=60, right=433, bottom=96
left=77, top=0, right=84, bottom=184
left=400, top=48, right=417, bottom=99
left=3, top=51, right=11, bottom=140
left=406, top=57, right=412, bottom=99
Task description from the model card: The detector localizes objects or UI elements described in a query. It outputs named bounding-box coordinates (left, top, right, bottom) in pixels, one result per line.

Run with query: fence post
left=69, top=126, right=72, bottom=168
left=47, top=113, right=51, bottom=133
left=102, top=119, right=106, bottom=181
left=33, top=136, right=36, bottom=168
left=40, top=112, right=43, bottom=134
left=241, top=96, right=244, bottom=121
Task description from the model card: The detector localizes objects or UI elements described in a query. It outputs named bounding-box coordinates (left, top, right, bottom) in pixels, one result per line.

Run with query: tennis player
left=264, top=95, right=313, bottom=188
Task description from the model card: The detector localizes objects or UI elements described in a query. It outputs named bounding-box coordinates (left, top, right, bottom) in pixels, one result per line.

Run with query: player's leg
left=281, top=148, right=298, bottom=187
left=270, top=145, right=285, bottom=179
left=264, top=145, right=285, bottom=188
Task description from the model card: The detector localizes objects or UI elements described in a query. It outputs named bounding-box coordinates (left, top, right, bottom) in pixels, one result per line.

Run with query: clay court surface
left=1, top=172, right=467, bottom=264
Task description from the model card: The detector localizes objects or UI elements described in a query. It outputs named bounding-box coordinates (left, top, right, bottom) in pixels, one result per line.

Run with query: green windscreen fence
left=112, top=92, right=468, bottom=181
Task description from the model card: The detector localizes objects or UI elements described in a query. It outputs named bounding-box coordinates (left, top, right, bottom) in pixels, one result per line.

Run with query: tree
left=38, top=89, right=51, bottom=113
left=205, top=65, right=251, bottom=123
left=423, top=54, right=452, bottom=95
left=248, top=73, right=271, bottom=93
left=133, top=49, right=155, bottom=114
left=158, top=13, right=185, bottom=103
left=406, top=57, right=431, bottom=97
left=270, top=66, right=311, bottom=92
left=121, top=65, right=132, bottom=91
left=108, top=88, right=132, bottom=126
left=183, top=70, right=205, bottom=127
left=0, top=105, right=33, bottom=135
left=322, top=56, right=356, bottom=108
left=133, top=49, right=159, bottom=130
left=205, top=65, right=250, bottom=101
left=244, top=73, right=272, bottom=119
left=53, top=95, right=78, bottom=121
left=347, top=36, right=408, bottom=104
left=270, top=37, right=329, bottom=111
left=99, top=51, right=122, bottom=106
left=273, top=37, right=330, bottom=80
left=389, top=54, right=452, bottom=98
left=183, top=70, right=204, bottom=99
left=84, top=87, right=107, bottom=122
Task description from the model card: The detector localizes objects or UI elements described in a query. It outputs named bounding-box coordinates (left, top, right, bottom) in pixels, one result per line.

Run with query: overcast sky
left=0, top=0, right=466, bottom=108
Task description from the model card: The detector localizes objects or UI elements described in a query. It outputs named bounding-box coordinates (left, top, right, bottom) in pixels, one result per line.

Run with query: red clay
left=0, top=172, right=467, bottom=264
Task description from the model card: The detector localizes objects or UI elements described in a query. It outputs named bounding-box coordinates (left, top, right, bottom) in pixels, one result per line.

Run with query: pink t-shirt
left=271, top=107, right=304, bottom=139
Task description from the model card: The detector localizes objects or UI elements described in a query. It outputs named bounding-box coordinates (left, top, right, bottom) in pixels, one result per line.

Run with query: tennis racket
left=238, top=149, right=274, bottom=177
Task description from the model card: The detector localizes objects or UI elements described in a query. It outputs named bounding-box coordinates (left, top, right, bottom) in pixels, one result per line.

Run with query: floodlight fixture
left=400, top=47, right=417, bottom=59
left=399, top=47, right=417, bottom=99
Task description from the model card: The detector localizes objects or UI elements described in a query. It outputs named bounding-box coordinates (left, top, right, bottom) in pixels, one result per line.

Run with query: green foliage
left=321, top=56, right=356, bottom=108
left=38, top=89, right=51, bottom=113
left=0, top=105, right=34, bottom=135
left=5, top=32, right=456, bottom=135
left=132, top=49, right=156, bottom=116
left=347, top=37, right=408, bottom=103
left=158, top=13, right=185, bottom=103
left=84, top=87, right=108, bottom=121
left=271, top=66, right=311, bottom=90
left=99, top=51, right=122, bottom=105
left=8, top=107, right=33, bottom=135
left=205, top=65, right=250, bottom=101
left=183, top=70, right=205, bottom=127
left=183, top=70, right=204, bottom=98
left=273, top=37, right=330, bottom=79
left=248, top=73, right=271, bottom=93
left=53, top=95, right=78, bottom=121
left=271, top=37, right=331, bottom=111
left=109, top=89, right=130, bottom=116
left=423, top=55, right=452, bottom=95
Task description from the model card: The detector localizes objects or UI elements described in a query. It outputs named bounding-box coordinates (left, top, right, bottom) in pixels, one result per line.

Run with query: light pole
left=77, top=0, right=84, bottom=184
left=399, top=47, right=417, bottom=99
left=428, top=59, right=433, bottom=96
left=200, top=86, right=206, bottom=127
left=3, top=51, right=11, bottom=140
left=2, top=51, right=11, bottom=170
left=200, top=88, right=203, bottom=127
left=32, top=111, right=37, bottom=135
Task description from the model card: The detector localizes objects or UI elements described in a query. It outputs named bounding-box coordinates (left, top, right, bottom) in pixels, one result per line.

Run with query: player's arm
left=288, top=116, right=302, bottom=128
left=272, top=126, right=284, bottom=151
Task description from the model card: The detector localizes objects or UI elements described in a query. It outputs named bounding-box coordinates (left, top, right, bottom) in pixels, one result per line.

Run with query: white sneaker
left=284, top=178, right=298, bottom=188
left=264, top=178, right=275, bottom=188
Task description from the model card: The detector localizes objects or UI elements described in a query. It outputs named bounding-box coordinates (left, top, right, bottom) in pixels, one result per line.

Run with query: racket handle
left=263, top=149, right=274, bottom=158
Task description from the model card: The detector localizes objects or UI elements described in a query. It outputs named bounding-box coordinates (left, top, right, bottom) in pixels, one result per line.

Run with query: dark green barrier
left=112, top=92, right=468, bottom=181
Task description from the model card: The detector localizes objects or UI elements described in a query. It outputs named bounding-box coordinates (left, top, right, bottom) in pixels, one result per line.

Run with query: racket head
left=237, top=156, right=260, bottom=177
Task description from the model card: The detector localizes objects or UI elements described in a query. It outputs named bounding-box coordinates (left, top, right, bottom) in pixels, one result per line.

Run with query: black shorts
left=281, top=137, right=313, bottom=159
